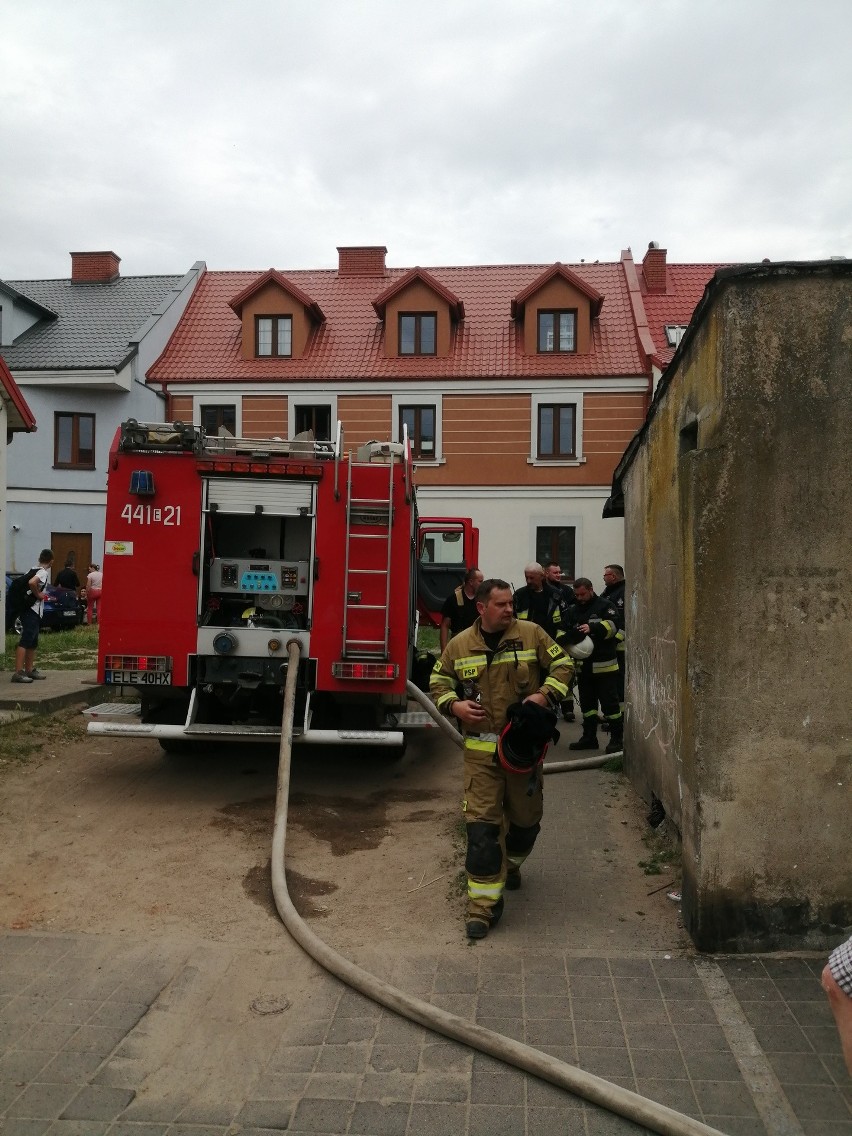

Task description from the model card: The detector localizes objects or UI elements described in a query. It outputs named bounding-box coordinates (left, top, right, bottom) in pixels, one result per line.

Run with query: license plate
left=62, top=610, right=76, bottom=617
left=106, top=671, right=172, bottom=686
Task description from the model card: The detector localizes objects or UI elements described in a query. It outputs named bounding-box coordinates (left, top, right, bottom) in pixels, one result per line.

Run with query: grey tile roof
left=1, top=275, right=184, bottom=371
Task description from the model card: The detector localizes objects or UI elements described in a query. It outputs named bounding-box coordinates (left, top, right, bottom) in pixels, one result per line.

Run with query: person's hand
left=523, top=693, right=548, bottom=708
left=578, top=623, right=590, bottom=634
left=451, top=699, right=487, bottom=725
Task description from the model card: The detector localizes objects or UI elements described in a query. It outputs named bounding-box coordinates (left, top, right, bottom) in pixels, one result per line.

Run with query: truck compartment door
left=416, top=517, right=479, bottom=627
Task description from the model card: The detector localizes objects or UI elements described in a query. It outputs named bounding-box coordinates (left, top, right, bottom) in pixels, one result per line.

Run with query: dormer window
left=538, top=310, right=577, bottom=354
left=512, top=264, right=602, bottom=357
left=229, top=270, right=324, bottom=362
left=373, top=270, right=463, bottom=360
left=399, top=312, right=437, bottom=356
left=256, top=315, right=292, bottom=357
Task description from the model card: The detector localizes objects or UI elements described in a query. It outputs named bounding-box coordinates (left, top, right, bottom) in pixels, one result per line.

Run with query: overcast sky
left=2, top=0, right=850, bottom=279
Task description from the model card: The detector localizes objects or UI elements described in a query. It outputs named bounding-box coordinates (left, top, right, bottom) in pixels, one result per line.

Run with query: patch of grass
left=0, top=706, right=89, bottom=771
left=638, top=825, right=682, bottom=877
left=601, top=753, right=623, bottom=773
left=417, top=625, right=440, bottom=652
left=4, top=624, right=98, bottom=671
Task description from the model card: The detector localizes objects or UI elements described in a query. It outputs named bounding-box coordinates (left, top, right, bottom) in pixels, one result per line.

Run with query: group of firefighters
left=430, top=562, right=627, bottom=940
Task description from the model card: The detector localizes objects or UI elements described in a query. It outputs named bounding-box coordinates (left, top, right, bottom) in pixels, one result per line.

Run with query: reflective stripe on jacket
left=565, top=594, right=622, bottom=666
left=512, top=581, right=570, bottom=641
left=429, top=617, right=573, bottom=746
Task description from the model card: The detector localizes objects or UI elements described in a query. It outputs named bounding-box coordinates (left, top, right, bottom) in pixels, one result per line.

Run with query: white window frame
left=528, top=391, right=585, bottom=467
left=392, top=392, right=444, bottom=465
left=191, top=396, right=242, bottom=436
left=530, top=513, right=584, bottom=578
left=288, top=394, right=337, bottom=441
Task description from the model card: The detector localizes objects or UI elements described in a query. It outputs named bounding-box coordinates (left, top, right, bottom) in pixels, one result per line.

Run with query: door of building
left=50, top=532, right=92, bottom=587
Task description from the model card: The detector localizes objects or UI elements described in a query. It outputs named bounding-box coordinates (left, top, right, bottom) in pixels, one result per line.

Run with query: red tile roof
left=511, top=263, right=603, bottom=318
left=148, top=261, right=650, bottom=384
left=639, top=261, right=723, bottom=365
left=227, top=269, right=325, bottom=323
left=372, top=267, right=465, bottom=321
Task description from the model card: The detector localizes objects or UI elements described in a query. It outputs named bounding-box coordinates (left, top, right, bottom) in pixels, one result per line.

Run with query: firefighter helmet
left=563, top=628, right=594, bottom=659
left=497, top=702, right=559, bottom=775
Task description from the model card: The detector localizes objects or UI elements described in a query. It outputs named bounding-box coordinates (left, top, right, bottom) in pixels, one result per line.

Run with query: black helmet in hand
left=497, top=701, right=560, bottom=774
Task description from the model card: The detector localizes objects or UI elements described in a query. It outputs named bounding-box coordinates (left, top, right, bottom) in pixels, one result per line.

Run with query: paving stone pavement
left=1, top=928, right=850, bottom=1135
left=0, top=717, right=850, bottom=1134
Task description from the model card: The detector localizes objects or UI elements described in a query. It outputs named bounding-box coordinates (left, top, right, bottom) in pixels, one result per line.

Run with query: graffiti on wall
left=629, top=626, right=681, bottom=758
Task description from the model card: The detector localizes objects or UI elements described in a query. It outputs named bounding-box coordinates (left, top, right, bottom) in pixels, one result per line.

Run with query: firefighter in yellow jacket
left=430, top=578, right=573, bottom=939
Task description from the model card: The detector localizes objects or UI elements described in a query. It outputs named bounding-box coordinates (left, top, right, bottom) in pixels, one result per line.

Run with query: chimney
left=337, top=246, right=387, bottom=276
left=642, top=242, right=667, bottom=293
left=71, top=251, right=121, bottom=284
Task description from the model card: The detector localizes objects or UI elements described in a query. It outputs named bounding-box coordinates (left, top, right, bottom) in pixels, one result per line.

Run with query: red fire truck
left=86, top=420, right=478, bottom=752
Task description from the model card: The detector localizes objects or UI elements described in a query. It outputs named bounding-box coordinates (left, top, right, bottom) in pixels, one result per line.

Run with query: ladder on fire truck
left=340, top=432, right=409, bottom=659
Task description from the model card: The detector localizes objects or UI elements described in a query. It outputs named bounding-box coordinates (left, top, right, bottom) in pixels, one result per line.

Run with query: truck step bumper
left=84, top=705, right=405, bottom=747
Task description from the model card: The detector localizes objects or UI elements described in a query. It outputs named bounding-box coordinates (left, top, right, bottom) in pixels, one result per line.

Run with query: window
left=399, top=312, right=436, bottom=356
left=537, top=310, right=576, bottom=353
left=536, top=526, right=576, bottom=579
left=256, top=315, right=292, bottom=357
left=201, top=405, right=237, bottom=437
left=537, top=403, right=576, bottom=460
left=54, top=412, right=95, bottom=469
left=420, top=527, right=464, bottom=566
left=295, top=404, right=331, bottom=441
left=399, top=405, right=436, bottom=459
left=665, top=324, right=689, bottom=348
left=392, top=393, right=441, bottom=462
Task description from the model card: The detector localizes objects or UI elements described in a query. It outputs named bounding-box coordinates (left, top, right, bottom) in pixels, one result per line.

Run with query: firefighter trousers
left=462, top=744, right=543, bottom=923
left=577, top=666, right=622, bottom=725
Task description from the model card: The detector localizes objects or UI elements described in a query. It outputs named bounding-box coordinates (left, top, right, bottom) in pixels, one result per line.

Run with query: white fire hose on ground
left=272, top=644, right=724, bottom=1136
left=404, top=680, right=620, bottom=772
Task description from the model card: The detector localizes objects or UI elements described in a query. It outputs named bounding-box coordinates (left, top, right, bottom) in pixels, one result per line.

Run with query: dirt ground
left=0, top=706, right=688, bottom=961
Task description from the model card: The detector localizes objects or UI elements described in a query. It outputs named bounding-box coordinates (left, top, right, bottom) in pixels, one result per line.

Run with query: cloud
left=1, top=0, right=850, bottom=278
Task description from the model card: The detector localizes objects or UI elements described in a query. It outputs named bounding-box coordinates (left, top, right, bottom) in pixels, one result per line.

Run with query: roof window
left=664, top=324, right=689, bottom=348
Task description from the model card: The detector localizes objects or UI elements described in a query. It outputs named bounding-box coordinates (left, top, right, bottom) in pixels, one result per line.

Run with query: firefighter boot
left=466, top=897, right=504, bottom=940
left=569, top=717, right=599, bottom=750
left=605, top=717, right=624, bottom=755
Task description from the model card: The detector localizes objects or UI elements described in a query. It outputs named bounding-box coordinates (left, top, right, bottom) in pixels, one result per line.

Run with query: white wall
left=414, top=484, right=624, bottom=588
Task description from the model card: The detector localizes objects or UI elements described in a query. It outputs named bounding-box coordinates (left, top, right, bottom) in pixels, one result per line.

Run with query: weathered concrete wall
left=622, top=263, right=852, bottom=951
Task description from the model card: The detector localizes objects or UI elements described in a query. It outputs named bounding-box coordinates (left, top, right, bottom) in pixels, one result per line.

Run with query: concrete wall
left=621, top=262, right=852, bottom=951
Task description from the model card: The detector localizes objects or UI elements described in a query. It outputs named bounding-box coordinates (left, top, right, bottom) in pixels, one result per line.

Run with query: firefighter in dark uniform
left=565, top=577, right=623, bottom=754
left=439, top=567, right=484, bottom=651
left=512, top=562, right=570, bottom=642
left=430, top=578, right=573, bottom=940
left=545, top=562, right=577, bottom=720
left=602, top=564, right=626, bottom=703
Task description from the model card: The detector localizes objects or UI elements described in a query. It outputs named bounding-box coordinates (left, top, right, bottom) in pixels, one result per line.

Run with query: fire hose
left=272, top=641, right=725, bottom=1136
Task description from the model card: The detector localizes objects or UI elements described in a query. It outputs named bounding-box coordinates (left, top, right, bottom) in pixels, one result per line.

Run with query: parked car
left=4, top=573, right=83, bottom=633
